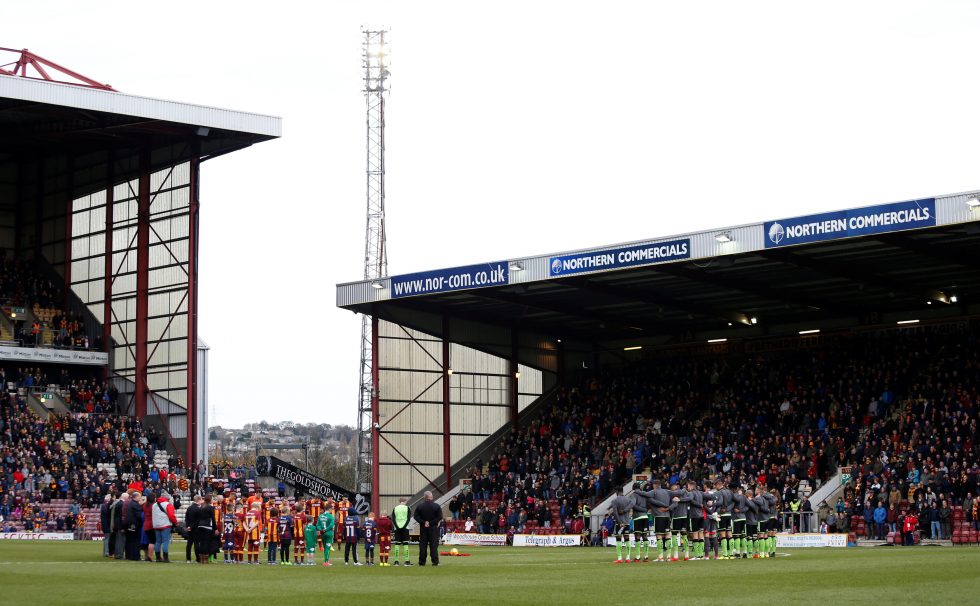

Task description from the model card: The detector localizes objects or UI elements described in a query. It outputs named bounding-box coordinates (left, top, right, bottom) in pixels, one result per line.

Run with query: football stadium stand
left=337, top=187, right=980, bottom=550
left=453, top=322, right=978, bottom=540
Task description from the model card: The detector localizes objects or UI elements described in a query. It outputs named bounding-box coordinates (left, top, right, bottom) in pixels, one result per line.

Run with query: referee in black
left=413, top=491, right=442, bottom=566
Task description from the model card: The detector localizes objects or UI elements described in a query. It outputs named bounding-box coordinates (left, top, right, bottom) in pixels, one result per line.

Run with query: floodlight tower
left=355, top=28, right=390, bottom=494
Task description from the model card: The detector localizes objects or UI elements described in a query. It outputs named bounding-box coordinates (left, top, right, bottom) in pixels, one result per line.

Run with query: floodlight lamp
left=966, top=197, right=980, bottom=209
left=715, top=232, right=733, bottom=243
left=367, top=45, right=388, bottom=58
left=750, top=317, right=758, bottom=325
left=950, top=295, right=958, bottom=303
left=370, top=280, right=384, bottom=289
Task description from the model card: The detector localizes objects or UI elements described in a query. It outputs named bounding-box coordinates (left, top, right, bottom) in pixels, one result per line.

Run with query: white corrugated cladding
left=336, top=189, right=980, bottom=307
left=0, top=75, right=281, bottom=137
left=937, top=191, right=980, bottom=226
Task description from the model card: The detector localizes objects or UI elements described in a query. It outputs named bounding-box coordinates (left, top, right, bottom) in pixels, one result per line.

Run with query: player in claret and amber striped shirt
left=376, top=513, right=393, bottom=566
left=233, top=504, right=246, bottom=563
left=244, top=503, right=262, bottom=564
left=292, top=505, right=308, bottom=566
left=265, top=507, right=280, bottom=564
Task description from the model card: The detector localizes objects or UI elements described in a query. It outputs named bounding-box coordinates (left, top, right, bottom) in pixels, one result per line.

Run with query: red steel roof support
left=0, top=47, right=114, bottom=90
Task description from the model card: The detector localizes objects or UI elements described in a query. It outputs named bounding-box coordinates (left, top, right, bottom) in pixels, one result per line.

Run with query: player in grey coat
left=636, top=480, right=672, bottom=561
left=686, top=480, right=716, bottom=560
left=731, top=487, right=752, bottom=559
left=762, top=488, right=779, bottom=558
left=703, top=482, right=721, bottom=559
left=627, top=483, right=652, bottom=562
left=668, top=485, right=692, bottom=560
left=712, top=479, right=736, bottom=559
left=609, top=489, right=634, bottom=563
left=751, top=489, right=771, bottom=558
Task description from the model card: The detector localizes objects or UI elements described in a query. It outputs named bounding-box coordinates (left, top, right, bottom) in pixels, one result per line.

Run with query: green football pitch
left=0, top=542, right=978, bottom=606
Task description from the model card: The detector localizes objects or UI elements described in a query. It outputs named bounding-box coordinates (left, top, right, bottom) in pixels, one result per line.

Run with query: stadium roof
left=0, top=74, right=280, bottom=198
left=337, top=190, right=980, bottom=347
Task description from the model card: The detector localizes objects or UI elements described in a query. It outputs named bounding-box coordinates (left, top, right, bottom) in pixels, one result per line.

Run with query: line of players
left=610, top=478, right=781, bottom=562
left=213, top=492, right=411, bottom=567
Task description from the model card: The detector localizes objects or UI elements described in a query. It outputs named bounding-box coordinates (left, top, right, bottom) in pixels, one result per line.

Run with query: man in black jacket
left=184, top=495, right=201, bottom=564
left=100, top=495, right=112, bottom=557
left=414, top=491, right=443, bottom=566
left=125, top=492, right=143, bottom=560
left=111, top=492, right=128, bottom=559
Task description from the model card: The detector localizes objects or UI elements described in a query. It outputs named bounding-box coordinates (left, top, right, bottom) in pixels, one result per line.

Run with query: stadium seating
left=463, top=323, right=979, bottom=536
left=0, top=384, right=182, bottom=537
left=0, top=255, right=92, bottom=349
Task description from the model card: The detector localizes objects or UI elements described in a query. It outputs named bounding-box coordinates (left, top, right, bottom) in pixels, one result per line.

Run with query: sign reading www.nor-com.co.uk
left=390, top=261, right=508, bottom=299
left=764, top=198, right=935, bottom=249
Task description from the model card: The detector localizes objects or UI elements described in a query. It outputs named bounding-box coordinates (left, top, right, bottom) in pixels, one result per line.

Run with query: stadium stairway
left=802, top=469, right=846, bottom=511
left=0, top=315, right=14, bottom=343
left=28, top=391, right=70, bottom=414
left=23, top=393, right=50, bottom=417
left=407, top=386, right=560, bottom=510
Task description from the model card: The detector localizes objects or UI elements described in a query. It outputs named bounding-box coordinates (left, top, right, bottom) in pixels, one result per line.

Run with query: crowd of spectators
left=0, top=384, right=189, bottom=537
left=0, top=251, right=95, bottom=350
left=462, top=323, right=979, bottom=541
left=0, top=366, right=121, bottom=414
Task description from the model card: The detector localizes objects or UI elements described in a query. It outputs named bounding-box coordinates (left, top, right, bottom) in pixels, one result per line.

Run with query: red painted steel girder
left=0, top=47, right=114, bottom=90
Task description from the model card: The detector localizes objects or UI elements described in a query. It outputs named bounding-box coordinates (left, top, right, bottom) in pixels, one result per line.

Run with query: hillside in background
left=209, top=421, right=357, bottom=490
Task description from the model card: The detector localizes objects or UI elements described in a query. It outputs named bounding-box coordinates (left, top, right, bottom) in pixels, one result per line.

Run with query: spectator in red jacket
left=902, top=511, right=918, bottom=546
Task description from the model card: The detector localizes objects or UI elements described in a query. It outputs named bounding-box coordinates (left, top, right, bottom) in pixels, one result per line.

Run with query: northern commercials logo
left=550, top=258, right=563, bottom=275
left=768, top=222, right=785, bottom=245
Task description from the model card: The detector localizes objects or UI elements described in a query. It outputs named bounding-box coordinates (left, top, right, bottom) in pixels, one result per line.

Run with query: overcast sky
left=8, top=0, right=980, bottom=428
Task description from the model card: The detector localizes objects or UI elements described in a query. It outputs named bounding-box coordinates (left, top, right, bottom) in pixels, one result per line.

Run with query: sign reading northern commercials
left=548, top=238, right=691, bottom=277
left=390, top=261, right=508, bottom=299
left=764, top=198, right=935, bottom=249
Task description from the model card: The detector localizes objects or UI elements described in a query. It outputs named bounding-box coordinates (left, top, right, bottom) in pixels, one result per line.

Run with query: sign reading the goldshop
left=256, top=456, right=369, bottom=515
left=548, top=239, right=690, bottom=277
left=764, top=199, right=936, bottom=249
left=390, top=261, right=508, bottom=299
